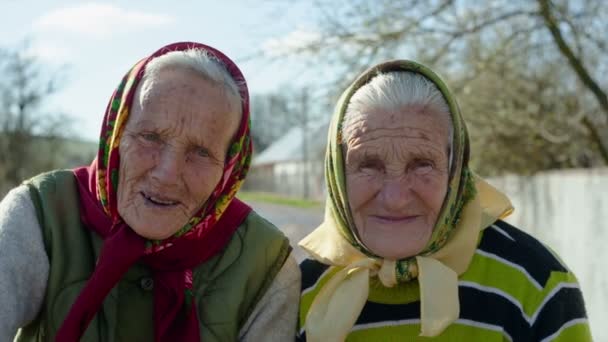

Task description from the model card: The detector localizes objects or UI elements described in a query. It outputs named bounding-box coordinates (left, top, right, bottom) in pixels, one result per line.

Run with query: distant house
left=246, top=121, right=329, bottom=199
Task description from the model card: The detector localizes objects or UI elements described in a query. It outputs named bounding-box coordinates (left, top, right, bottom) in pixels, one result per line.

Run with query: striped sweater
left=297, top=220, right=592, bottom=341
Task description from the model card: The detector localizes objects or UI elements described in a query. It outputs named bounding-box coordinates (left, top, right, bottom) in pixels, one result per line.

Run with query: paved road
left=248, top=201, right=324, bottom=261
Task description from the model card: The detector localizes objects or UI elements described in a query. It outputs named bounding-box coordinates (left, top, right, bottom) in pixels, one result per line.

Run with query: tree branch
left=538, top=0, right=608, bottom=163
left=581, top=116, right=608, bottom=162
left=538, top=0, right=608, bottom=116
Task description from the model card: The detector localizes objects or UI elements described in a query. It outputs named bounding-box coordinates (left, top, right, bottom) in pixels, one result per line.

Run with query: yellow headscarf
left=299, top=60, right=514, bottom=341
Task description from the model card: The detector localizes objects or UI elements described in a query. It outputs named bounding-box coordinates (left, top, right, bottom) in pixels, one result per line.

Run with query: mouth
left=140, top=191, right=180, bottom=207
left=370, top=215, right=421, bottom=224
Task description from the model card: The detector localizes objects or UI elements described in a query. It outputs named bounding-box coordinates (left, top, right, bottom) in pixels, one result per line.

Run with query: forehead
left=138, top=67, right=221, bottom=102
left=128, top=67, right=241, bottom=142
left=345, top=105, right=451, bottom=149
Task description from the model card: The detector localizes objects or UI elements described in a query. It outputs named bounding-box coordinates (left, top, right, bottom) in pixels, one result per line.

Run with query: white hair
left=341, top=71, right=453, bottom=167
left=139, top=49, right=243, bottom=115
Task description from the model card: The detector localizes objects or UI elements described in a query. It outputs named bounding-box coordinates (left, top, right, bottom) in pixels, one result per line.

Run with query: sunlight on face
left=345, top=105, right=451, bottom=260
left=117, top=67, right=241, bottom=240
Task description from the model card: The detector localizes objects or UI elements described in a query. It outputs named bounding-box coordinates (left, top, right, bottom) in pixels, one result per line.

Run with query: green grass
left=237, top=191, right=322, bottom=209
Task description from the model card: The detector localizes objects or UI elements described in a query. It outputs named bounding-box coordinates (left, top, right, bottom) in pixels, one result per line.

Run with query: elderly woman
left=297, top=61, right=592, bottom=341
left=0, top=42, right=300, bottom=341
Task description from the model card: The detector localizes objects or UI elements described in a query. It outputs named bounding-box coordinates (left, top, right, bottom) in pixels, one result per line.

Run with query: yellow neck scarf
left=299, top=176, right=513, bottom=341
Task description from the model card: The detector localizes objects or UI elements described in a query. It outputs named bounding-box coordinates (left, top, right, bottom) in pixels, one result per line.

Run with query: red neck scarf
left=57, top=42, right=253, bottom=342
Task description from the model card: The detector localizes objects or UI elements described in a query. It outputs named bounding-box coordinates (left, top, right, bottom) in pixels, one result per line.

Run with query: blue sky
left=1, top=0, right=318, bottom=141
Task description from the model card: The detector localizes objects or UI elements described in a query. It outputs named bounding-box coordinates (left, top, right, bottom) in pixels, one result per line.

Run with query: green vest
left=16, top=170, right=291, bottom=341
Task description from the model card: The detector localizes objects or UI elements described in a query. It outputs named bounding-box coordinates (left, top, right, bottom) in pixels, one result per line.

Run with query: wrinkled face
left=344, top=105, right=450, bottom=260
left=117, top=67, right=241, bottom=240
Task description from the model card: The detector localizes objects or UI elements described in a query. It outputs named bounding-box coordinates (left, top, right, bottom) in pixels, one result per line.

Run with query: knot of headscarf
left=56, top=42, right=253, bottom=342
left=299, top=60, right=513, bottom=341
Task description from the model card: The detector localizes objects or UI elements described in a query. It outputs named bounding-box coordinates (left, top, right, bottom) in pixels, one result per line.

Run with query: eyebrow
left=350, top=142, right=446, bottom=162
left=131, top=119, right=156, bottom=129
left=411, top=144, right=446, bottom=158
left=131, top=120, right=175, bottom=138
left=185, top=135, right=209, bottom=149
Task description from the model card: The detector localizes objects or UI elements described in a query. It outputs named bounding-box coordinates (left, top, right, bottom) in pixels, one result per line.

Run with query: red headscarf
left=58, top=42, right=253, bottom=341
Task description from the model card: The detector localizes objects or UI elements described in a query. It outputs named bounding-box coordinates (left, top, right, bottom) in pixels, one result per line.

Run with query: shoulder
left=460, top=221, right=589, bottom=341
left=21, top=170, right=79, bottom=222
left=194, top=211, right=292, bottom=333
left=240, top=210, right=286, bottom=237
left=238, top=255, right=301, bottom=341
left=298, top=259, right=334, bottom=336
left=215, top=210, right=290, bottom=270
left=272, top=255, right=301, bottom=289
left=475, top=219, right=569, bottom=288
left=206, top=209, right=292, bottom=284
left=299, top=259, right=331, bottom=293
left=0, top=185, right=42, bottom=246
left=0, top=186, right=49, bottom=340
left=23, top=169, right=76, bottom=192
left=235, top=210, right=290, bottom=255
left=0, top=185, right=36, bottom=219
left=0, top=185, right=43, bottom=241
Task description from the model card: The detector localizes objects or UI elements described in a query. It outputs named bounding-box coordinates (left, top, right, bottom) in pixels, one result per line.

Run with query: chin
left=130, top=223, right=178, bottom=240
left=373, top=244, right=427, bottom=260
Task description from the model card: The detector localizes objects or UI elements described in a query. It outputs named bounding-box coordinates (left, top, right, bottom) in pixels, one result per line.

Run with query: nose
left=150, top=147, right=183, bottom=186
left=378, top=176, right=413, bottom=211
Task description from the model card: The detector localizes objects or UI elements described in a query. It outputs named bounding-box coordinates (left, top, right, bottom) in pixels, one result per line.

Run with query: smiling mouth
left=141, top=192, right=180, bottom=207
left=371, top=215, right=420, bottom=223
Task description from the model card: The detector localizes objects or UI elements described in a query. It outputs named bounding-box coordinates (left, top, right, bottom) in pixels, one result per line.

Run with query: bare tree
left=250, top=92, right=293, bottom=152
left=0, top=45, right=70, bottom=196
left=456, top=34, right=598, bottom=174
left=250, top=87, right=326, bottom=152
left=263, top=0, right=608, bottom=174
left=538, top=0, right=608, bottom=161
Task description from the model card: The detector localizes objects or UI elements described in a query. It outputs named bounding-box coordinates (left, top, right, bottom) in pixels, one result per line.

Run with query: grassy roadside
left=237, top=191, right=322, bottom=209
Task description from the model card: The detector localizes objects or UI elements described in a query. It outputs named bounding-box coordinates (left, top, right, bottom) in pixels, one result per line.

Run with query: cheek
left=346, top=173, right=379, bottom=210
left=416, top=173, right=449, bottom=214
left=117, top=142, right=156, bottom=198
left=183, top=164, right=224, bottom=204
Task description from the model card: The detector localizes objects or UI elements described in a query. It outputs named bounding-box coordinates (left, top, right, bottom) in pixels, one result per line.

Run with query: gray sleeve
left=238, top=254, right=301, bottom=341
left=0, top=185, right=49, bottom=340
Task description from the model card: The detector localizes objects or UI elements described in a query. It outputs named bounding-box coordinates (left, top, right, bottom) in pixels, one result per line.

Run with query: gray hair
left=138, top=49, right=243, bottom=115
left=341, top=71, right=453, bottom=167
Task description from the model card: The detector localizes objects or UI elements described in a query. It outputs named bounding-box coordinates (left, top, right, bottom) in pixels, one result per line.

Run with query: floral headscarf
left=327, top=60, right=476, bottom=279
left=59, top=42, right=253, bottom=342
left=299, top=60, right=513, bottom=340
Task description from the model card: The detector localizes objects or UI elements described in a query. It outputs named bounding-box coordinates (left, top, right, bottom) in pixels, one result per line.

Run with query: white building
left=247, top=122, right=329, bottom=199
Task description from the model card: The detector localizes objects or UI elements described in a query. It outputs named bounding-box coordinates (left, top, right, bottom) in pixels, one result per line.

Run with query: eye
left=410, top=159, right=435, bottom=174
left=190, top=146, right=213, bottom=158
left=195, top=147, right=210, bottom=158
left=139, top=132, right=161, bottom=143
left=358, top=159, right=384, bottom=174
